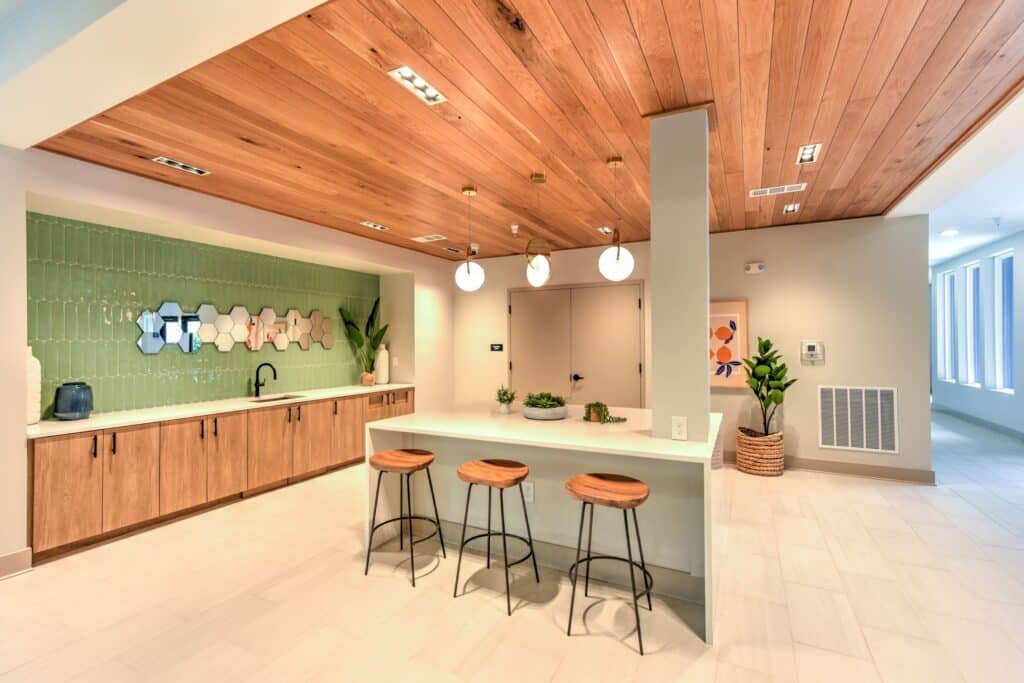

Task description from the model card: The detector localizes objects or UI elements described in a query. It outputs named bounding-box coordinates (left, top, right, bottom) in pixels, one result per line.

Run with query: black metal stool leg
left=453, top=483, right=473, bottom=597
left=623, top=510, right=644, bottom=655
left=399, top=472, right=405, bottom=551
left=499, top=488, right=512, bottom=616
left=426, top=468, right=446, bottom=558
left=486, top=486, right=492, bottom=568
left=406, top=473, right=416, bottom=587
left=632, top=508, right=652, bottom=610
left=584, top=504, right=594, bottom=596
left=518, top=483, right=540, bottom=583
left=364, top=470, right=384, bottom=575
left=567, top=501, right=588, bottom=636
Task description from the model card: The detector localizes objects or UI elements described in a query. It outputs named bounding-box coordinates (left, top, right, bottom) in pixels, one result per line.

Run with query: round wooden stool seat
left=457, top=459, right=529, bottom=489
left=369, top=448, right=435, bottom=474
left=565, top=473, right=650, bottom=509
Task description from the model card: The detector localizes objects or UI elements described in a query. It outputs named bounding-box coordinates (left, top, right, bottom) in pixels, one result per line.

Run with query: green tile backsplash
left=27, top=212, right=379, bottom=416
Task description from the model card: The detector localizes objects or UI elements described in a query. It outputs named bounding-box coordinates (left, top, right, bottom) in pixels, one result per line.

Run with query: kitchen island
left=366, top=405, right=723, bottom=642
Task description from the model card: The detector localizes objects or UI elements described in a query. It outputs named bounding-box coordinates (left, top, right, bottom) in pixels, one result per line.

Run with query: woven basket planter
left=735, top=428, right=785, bottom=476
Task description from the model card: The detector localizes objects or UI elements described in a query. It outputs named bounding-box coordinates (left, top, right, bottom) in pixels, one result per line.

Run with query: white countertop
left=27, top=383, right=414, bottom=439
left=369, top=405, right=722, bottom=464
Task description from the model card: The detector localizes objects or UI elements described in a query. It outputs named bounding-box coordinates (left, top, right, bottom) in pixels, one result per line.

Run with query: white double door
left=508, top=283, right=643, bottom=408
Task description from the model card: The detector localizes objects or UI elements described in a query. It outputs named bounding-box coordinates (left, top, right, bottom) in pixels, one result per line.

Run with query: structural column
left=649, top=109, right=710, bottom=441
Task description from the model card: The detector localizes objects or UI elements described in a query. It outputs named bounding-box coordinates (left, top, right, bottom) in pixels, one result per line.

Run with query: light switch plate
left=671, top=416, right=688, bottom=441
left=522, top=481, right=535, bottom=503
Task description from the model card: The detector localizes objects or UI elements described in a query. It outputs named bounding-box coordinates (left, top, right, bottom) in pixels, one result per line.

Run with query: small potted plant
left=495, top=385, right=516, bottom=414
left=738, top=337, right=796, bottom=476
left=339, top=298, right=389, bottom=386
left=522, top=392, right=568, bottom=420
left=583, top=401, right=627, bottom=423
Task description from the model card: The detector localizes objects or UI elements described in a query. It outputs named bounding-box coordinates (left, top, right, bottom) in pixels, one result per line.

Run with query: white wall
left=0, top=145, right=454, bottom=568
left=930, top=231, right=1024, bottom=434
left=453, top=214, right=933, bottom=473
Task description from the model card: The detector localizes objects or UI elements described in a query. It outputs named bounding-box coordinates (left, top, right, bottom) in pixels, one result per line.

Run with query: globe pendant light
left=599, top=155, right=635, bottom=282
left=454, top=185, right=485, bottom=292
left=525, top=172, right=551, bottom=287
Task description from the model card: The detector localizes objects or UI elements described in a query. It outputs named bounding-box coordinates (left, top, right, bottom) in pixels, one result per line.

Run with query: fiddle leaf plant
left=742, top=337, right=797, bottom=435
left=339, top=297, right=389, bottom=373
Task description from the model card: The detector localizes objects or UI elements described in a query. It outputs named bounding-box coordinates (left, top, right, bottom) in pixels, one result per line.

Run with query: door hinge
left=508, top=361, right=512, bottom=371
left=639, top=362, right=643, bottom=374
left=508, top=304, right=512, bottom=315
left=638, top=298, right=642, bottom=310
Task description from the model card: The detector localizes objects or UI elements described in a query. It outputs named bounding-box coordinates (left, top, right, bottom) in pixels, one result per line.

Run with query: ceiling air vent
left=749, top=182, right=806, bottom=198
left=444, top=246, right=463, bottom=254
left=819, top=386, right=898, bottom=454
left=152, top=156, right=209, bottom=176
left=411, top=234, right=447, bottom=243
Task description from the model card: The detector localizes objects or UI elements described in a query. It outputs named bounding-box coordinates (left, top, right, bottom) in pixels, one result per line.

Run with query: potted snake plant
left=737, top=337, right=796, bottom=476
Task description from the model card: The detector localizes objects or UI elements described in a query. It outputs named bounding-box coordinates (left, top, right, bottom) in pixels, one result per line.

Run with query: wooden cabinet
left=102, top=424, right=160, bottom=533
left=208, top=412, right=247, bottom=500
left=247, top=405, right=294, bottom=489
left=391, top=388, right=415, bottom=416
left=332, top=396, right=366, bottom=466
left=32, top=432, right=103, bottom=552
left=365, top=388, right=416, bottom=422
left=293, top=400, right=334, bottom=476
left=159, top=418, right=207, bottom=515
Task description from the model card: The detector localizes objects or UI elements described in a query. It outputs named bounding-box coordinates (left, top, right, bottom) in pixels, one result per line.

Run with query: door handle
left=213, top=417, right=218, bottom=437
left=111, top=432, right=117, bottom=455
left=91, top=434, right=97, bottom=459
left=297, top=405, right=302, bottom=422
left=572, top=373, right=585, bottom=382
left=334, top=400, right=338, bottom=416
left=200, top=420, right=205, bottom=440
left=287, top=407, right=292, bottom=423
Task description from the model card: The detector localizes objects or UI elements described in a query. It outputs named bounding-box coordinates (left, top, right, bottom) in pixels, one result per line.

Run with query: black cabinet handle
left=297, top=405, right=302, bottom=422
left=91, top=434, right=97, bottom=459
left=334, top=400, right=338, bottom=416
left=200, top=420, right=205, bottom=439
left=111, top=432, right=117, bottom=455
left=287, top=407, right=292, bottom=423
left=214, top=417, right=218, bottom=437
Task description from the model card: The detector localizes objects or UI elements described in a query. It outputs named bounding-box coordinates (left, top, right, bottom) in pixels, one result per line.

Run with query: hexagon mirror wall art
left=135, top=304, right=335, bottom=354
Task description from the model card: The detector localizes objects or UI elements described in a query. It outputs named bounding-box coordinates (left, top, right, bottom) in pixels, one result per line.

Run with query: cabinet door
left=332, top=396, right=366, bottom=466
left=32, top=432, right=103, bottom=552
left=159, top=418, right=207, bottom=515
left=391, top=389, right=414, bottom=416
left=247, top=405, right=293, bottom=489
left=208, top=412, right=247, bottom=500
left=103, top=424, right=160, bottom=532
left=365, top=392, right=389, bottom=422
left=292, top=401, right=334, bottom=476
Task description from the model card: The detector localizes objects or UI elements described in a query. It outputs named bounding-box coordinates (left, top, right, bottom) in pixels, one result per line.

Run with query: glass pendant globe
left=598, top=245, right=635, bottom=281
left=526, top=254, right=551, bottom=287
left=454, top=260, right=485, bottom=292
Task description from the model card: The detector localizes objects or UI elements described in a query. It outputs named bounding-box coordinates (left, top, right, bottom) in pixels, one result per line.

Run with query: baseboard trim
left=724, top=451, right=935, bottom=484
left=931, top=406, right=1024, bottom=442
left=0, top=546, right=32, bottom=580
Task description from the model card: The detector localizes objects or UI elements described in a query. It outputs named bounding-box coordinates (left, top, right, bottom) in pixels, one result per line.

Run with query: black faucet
left=255, top=362, right=277, bottom=398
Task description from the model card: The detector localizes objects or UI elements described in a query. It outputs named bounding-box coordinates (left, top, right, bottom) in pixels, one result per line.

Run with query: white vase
left=27, top=346, right=41, bottom=425
left=374, top=343, right=390, bottom=385
left=497, top=402, right=511, bottom=414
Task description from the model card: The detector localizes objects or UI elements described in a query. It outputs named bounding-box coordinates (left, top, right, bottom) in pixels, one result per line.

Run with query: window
left=965, top=263, right=982, bottom=385
left=994, top=252, right=1014, bottom=391
left=938, top=270, right=958, bottom=381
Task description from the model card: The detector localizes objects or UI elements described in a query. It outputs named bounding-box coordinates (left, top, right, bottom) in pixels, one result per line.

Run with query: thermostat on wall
left=801, top=340, right=824, bottom=365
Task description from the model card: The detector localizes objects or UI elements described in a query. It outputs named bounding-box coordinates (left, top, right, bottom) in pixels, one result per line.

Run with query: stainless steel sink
left=250, top=394, right=304, bottom=403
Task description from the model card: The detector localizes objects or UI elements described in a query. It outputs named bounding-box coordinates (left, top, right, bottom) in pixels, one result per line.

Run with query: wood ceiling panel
left=37, top=0, right=1024, bottom=258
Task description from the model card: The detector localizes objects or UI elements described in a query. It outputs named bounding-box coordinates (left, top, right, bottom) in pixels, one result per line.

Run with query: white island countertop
left=370, top=406, right=722, bottom=464
left=27, top=383, right=414, bottom=439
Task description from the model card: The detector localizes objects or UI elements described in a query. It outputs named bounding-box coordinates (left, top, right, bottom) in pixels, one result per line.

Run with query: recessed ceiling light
left=411, top=234, right=447, bottom=243
left=388, top=66, right=446, bottom=106
left=783, top=203, right=800, bottom=214
left=941, top=228, right=959, bottom=238
left=360, top=220, right=388, bottom=231
left=796, top=143, right=822, bottom=165
left=597, top=226, right=614, bottom=235
left=749, top=182, right=807, bottom=198
left=152, top=155, right=209, bottom=176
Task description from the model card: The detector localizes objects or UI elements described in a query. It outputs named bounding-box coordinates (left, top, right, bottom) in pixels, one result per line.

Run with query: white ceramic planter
left=522, top=405, right=568, bottom=421
left=497, top=402, right=512, bottom=414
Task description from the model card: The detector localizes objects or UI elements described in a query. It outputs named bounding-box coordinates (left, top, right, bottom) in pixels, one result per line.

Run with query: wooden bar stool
left=364, top=448, right=446, bottom=587
left=565, top=473, right=654, bottom=655
left=453, top=459, right=540, bottom=616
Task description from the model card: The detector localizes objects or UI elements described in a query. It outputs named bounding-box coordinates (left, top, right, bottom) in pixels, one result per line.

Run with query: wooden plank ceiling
left=38, top=0, right=1024, bottom=260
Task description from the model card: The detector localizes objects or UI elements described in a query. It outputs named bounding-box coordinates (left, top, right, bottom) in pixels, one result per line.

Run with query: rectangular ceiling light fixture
left=749, top=182, right=807, bottom=198
left=152, top=156, right=209, bottom=176
left=411, top=234, right=447, bottom=243
left=388, top=66, right=446, bottom=106
left=796, top=143, right=822, bottom=165
left=360, top=220, right=388, bottom=231
left=783, top=203, right=800, bottom=214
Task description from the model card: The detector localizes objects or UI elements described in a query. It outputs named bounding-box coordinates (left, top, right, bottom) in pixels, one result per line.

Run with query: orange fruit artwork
left=714, top=326, right=732, bottom=340
left=716, top=346, right=732, bottom=363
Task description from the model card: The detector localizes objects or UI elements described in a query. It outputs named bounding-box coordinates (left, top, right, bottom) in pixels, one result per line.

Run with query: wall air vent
left=152, top=156, right=209, bottom=176
left=819, top=386, right=898, bottom=454
left=749, top=182, right=807, bottom=198
left=411, top=234, right=447, bottom=243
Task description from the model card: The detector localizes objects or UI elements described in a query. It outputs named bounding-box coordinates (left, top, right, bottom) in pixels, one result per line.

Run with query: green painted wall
left=27, top=212, right=379, bottom=416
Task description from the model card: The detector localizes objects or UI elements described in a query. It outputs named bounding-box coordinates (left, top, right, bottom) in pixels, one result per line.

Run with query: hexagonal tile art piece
left=136, top=305, right=336, bottom=353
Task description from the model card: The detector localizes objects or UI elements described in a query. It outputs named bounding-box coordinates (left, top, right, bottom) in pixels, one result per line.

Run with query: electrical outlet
left=522, top=481, right=534, bottom=503
left=671, top=416, right=688, bottom=441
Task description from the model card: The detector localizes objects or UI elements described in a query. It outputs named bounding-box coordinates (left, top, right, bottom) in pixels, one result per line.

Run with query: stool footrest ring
left=369, top=515, right=441, bottom=549
left=568, top=554, right=654, bottom=602
left=460, top=531, right=535, bottom=569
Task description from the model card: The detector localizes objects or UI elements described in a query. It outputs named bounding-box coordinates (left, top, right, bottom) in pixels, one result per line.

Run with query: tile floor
left=3, top=411, right=1024, bottom=681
